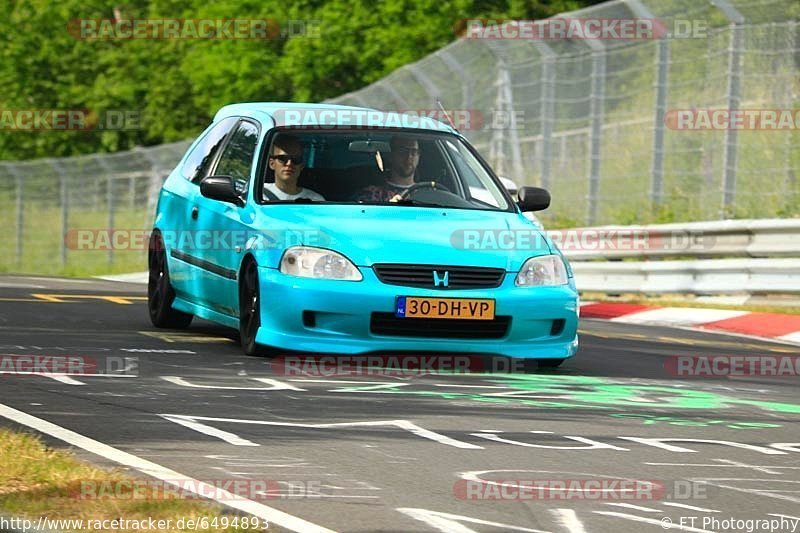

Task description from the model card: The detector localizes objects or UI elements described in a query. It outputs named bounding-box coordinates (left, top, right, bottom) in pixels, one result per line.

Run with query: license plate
left=395, top=297, right=495, bottom=320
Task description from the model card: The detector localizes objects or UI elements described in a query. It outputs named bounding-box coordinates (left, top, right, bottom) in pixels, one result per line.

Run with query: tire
left=537, top=358, right=565, bottom=369
left=239, top=260, right=265, bottom=356
left=148, top=232, right=193, bottom=329
left=518, top=358, right=565, bottom=373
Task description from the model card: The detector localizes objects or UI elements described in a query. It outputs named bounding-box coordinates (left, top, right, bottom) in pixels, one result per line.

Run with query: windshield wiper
left=392, top=199, right=442, bottom=207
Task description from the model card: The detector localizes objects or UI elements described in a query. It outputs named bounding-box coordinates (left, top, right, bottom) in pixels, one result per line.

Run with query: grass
left=0, top=429, right=272, bottom=532
left=0, top=201, right=150, bottom=277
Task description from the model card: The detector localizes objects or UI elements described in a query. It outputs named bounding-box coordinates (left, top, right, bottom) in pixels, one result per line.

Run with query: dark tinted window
left=180, top=117, right=239, bottom=183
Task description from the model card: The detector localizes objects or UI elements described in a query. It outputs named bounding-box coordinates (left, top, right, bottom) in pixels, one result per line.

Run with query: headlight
left=280, top=246, right=362, bottom=281
left=515, top=254, right=568, bottom=287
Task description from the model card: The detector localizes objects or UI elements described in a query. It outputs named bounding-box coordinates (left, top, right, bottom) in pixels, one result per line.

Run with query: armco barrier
left=559, top=219, right=800, bottom=296
left=550, top=219, right=800, bottom=260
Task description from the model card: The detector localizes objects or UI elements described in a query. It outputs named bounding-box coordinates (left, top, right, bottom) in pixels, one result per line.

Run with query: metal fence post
left=95, top=156, right=115, bottom=266
left=714, top=0, right=745, bottom=218
left=533, top=37, right=557, bottom=190
left=107, top=175, right=114, bottom=266
left=498, top=62, right=524, bottom=185
left=627, top=0, right=669, bottom=208
left=481, top=39, right=525, bottom=185
left=587, top=40, right=607, bottom=225
left=140, top=147, right=165, bottom=229
left=9, top=165, right=24, bottom=267
left=49, top=159, right=69, bottom=267
left=651, top=38, right=670, bottom=207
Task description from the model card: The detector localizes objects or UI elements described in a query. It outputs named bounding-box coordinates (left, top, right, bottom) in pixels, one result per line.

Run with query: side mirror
left=518, top=186, right=551, bottom=212
left=200, top=175, right=244, bottom=207
left=498, top=176, right=519, bottom=197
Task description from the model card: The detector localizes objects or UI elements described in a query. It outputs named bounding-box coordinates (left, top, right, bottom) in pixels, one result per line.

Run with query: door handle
left=191, top=206, right=199, bottom=220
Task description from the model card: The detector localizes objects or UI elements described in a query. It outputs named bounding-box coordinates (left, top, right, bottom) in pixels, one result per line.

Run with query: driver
left=354, top=137, right=420, bottom=202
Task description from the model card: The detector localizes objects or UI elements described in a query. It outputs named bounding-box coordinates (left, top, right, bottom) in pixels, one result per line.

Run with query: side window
left=443, top=139, right=504, bottom=208
left=181, top=117, right=239, bottom=183
left=213, top=121, right=260, bottom=184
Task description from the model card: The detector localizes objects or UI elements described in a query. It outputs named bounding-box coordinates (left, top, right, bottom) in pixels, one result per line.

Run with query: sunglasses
left=270, top=154, right=304, bottom=165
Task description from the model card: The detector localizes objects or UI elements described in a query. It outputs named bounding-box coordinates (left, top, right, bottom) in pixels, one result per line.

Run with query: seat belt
left=263, top=184, right=281, bottom=202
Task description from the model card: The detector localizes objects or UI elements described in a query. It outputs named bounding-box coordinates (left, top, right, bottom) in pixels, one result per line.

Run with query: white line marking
left=714, top=458, right=784, bottom=475
left=161, top=415, right=483, bottom=449
left=288, top=379, right=400, bottom=384
left=46, top=375, right=85, bottom=385
left=397, top=508, right=549, bottom=533
left=250, top=378, right=306, bottom=390
left=662, top=502, right=719, bottom=513
left=160, top=415, right=259, bottom=447
left=0, top=372, right=134, bottom=378
left=161, top=376, right=304, bottom=391
left=549, top=509, right=587, bottom=533
left=604, top=503, right=661, bottom=513
left=768, top=513, right=800, bottom=520
left=0, top=403, right=335, bottom=533
left=619, top=437, right=786, bottom=455
left=594, top=511, right=715, bottom=532
left=701, top=481, right=800, bottom=504
left=432, top=384, right=506, bottom=389
left=471, top=432, right=628, bottom=451
left=328, top=383, right=409, bottom=392
left=646, top=462, right=800, bottom=471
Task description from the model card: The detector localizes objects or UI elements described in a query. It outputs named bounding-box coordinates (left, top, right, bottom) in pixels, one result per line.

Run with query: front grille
left=372, top=264, right=505, bottom=290
left=370, top=313, right=511, bottom=339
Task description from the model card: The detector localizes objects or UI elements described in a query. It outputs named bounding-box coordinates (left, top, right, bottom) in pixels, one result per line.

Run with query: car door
left=193, top=119, right=262, bottom=316
left=165, top=116, right=239, bottom=302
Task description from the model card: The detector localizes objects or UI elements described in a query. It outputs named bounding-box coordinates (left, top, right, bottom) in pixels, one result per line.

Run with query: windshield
left=259, top=130, right=512, bottom=211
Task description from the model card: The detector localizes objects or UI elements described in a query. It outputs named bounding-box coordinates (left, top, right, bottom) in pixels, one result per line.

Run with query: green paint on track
left=334, top=374, right=800, bottom=415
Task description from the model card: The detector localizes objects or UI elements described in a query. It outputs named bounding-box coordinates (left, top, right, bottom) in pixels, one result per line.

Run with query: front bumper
left=255, top=266, right=579, bottom=359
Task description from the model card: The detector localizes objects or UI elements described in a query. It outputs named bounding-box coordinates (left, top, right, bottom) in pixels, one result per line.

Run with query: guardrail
left=549, top=219, right=800, bottom=260
left=551, top=219, right=800, bottom=296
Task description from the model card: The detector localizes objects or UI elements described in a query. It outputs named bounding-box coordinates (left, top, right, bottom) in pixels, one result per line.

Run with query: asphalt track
left=1, top=275, right=799, bottom=533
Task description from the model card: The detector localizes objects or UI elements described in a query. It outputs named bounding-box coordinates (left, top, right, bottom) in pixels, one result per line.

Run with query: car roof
left=213, top=102, right=457, bottom=134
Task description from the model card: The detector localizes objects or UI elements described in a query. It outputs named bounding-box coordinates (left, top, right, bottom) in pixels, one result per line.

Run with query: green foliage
left=0, top=0, right=603, bottom=161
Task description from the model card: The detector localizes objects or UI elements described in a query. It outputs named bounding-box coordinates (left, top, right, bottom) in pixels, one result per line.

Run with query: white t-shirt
left=264, top=182, right=325, bottom=201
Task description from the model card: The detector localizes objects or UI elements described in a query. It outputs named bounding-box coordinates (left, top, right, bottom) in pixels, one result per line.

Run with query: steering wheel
left=398, top=181, right=452, bottom=200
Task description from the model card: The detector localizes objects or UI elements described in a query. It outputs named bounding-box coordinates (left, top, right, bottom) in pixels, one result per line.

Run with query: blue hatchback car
left=148, top=103, right=579, bottom=365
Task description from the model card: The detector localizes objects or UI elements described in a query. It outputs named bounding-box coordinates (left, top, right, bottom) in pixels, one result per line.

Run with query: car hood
left=255, top=205, right=551, bottom=271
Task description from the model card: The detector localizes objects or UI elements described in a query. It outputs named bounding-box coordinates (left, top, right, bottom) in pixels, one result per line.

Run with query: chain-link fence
left=328, top=0, right=800, bottom=227
left=0, top=0, right=798, bottom=275
left=0, top=141, right=190, bottom=275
